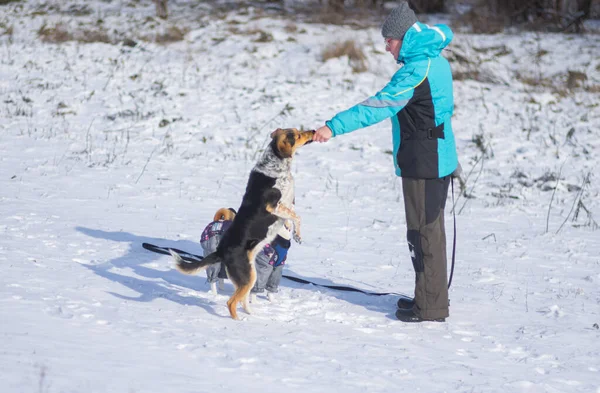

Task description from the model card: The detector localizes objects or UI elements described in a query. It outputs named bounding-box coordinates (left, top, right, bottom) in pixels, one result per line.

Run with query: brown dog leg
left=226, top=251, right=258, bottom=320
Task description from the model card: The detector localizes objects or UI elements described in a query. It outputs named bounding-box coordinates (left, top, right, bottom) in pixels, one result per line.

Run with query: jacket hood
left=398, top=22, right=453, bottom=64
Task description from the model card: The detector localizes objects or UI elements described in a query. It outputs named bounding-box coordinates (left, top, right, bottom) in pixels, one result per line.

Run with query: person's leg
left=202, top=238, right=221, bottom=293
left=401, top=176, right=450, bottom=320
left=266, top=264, right=283, bottom=293
left=250, top=252, right=273, bottom=302
left=217, top=262, right=228, bottom=290
left=206, top=264, right=221, bottom=295
left=265, top=264, right=284, bottom=301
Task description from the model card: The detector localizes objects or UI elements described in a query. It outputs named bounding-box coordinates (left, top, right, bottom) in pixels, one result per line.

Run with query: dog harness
left=200, top=220, right=233, bottom=254
left=259, top=235, right=290, bottom=267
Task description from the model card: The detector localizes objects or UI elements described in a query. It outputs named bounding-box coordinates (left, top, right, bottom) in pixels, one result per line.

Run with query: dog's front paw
left=293, top=232, right=302, bottom=244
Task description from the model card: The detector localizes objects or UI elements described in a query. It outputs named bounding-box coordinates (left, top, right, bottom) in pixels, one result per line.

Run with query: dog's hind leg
left=242, top=294, right=253, bottom=315
left=227, top=283, right=254, bottom=320
left=226, top=288, right=240, bottom=320
left=241, top=264, right=257, bottom=315
left=226, top=261, right=257, bottom=320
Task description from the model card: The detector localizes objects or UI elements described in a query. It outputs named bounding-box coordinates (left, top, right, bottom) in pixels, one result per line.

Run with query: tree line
left=152, top=0, right=598, bottom=32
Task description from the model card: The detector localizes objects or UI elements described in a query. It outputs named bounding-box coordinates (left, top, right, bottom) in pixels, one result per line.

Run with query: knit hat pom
left=381, top=2, right=418, bottom=39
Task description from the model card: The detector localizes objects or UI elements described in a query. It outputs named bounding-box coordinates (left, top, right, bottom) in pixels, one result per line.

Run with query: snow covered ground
left=1, top=1, right=599, bottom=392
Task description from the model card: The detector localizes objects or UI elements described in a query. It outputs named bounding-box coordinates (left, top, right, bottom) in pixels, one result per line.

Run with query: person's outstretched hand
left=313, top=125, right=333, bottom=143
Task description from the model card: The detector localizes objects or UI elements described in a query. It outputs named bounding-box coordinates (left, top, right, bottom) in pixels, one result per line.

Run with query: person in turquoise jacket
left=314, top=2, right=458, bottom=322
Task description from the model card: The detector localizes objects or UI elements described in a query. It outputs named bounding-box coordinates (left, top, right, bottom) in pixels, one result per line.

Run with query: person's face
left=385, top=37, right=402, bottom=61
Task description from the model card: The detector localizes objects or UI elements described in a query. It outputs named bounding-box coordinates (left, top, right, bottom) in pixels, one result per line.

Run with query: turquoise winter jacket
left=326, top=22, right=457, bottom=179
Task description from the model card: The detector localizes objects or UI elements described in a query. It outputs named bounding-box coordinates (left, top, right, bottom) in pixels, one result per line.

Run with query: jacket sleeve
left=325, top=68, right=419, bottom=137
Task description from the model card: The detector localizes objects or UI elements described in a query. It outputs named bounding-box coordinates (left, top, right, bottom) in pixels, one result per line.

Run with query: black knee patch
left=425, top=176, right=450, bottom=225
left=407, top=230, right=424, bottom=273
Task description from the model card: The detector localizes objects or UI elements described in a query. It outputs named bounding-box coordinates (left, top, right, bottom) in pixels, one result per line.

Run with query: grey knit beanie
left=381, top=2, right=418, bottom=39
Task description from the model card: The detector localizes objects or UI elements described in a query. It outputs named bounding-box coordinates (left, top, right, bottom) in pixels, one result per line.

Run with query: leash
left=142, top=242, right=204, bottom=261
left=281, top=274, right=404, bottom=296
left=142, top=183, right=458, bottom=295
left=141, top=242, right=403, bottom=297
left=448, top=177, right=457, bottom=289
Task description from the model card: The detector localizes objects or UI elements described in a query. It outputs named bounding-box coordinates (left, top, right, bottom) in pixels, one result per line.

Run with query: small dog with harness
left=250, top=219, right=293, bottom=303
left=171, top=128, right=313, bottom=320
left=199, top=207, right=236, bottom=295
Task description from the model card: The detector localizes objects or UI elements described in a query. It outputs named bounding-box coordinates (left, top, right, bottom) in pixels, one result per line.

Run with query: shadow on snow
left=76, top=226, right=405, bottom=320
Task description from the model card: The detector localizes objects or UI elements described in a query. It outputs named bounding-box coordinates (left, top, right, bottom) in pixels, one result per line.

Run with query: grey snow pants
left=206, top=263, right=227, bottom=283
left=402, top=176, right=450, bottom=320
left=251, top=253, right=284, bottom=294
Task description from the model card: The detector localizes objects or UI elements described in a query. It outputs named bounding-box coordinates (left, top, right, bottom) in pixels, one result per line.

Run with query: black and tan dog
left=171, top=128, right=314, bottom=320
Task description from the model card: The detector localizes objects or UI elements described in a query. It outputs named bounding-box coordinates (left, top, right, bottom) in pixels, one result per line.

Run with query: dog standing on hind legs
left=171, top=128, right=314, bottom=320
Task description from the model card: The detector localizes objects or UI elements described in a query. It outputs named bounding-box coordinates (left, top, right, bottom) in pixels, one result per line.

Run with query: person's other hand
left=313, top=125, right=333, bottom=143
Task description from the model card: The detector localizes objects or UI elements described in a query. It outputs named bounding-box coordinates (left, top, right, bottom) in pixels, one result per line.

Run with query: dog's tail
left=171, top=250, right=221, bottom=275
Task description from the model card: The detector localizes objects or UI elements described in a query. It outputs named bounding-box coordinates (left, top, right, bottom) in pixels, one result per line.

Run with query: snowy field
left=1, top=1, right=599, bottom=392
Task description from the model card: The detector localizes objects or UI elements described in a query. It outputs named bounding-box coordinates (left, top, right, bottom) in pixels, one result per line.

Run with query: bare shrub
left=249, top=29, right=273, bottom=43
left=515, top=72, right=554, bottom=89
left=154, top=0, right=168, bottom=19
left=38, top=22, right=72, bottom=43
left=453, top=5, right=505, bottom=34
left=156, top=26, right=187, bottom=43
left=79, top=28, right=111, bottom=44
left=452, top=70, right=478, bottom=81
left=322, top=40, right=367, bottom=73
left=584, top=85, right=600, bottom=93
left=446, top=45, right=510, bottom=83
left=1, top=23, right=14, bottom=42
left=566, top=70, right=587, bottom=89
left=516, top=69, right=593, bottom=96
left=227, top=27, right=274, bottom=43
left=141, top=25, right=188, bottom=44
left=284, top=23, right=297, bottom=33
left=471, top=131, right=491, bottom=157
left=409, top=0, right=446, bottom=13
left=38, top=22, right=111, bottom=44
left=314, top=10, right=345, bottom=25
left=62, top=3, right=92, bottom=16
left=454, top=0, right=593, bottom=33
left=327, top=0, right=344, bottom=13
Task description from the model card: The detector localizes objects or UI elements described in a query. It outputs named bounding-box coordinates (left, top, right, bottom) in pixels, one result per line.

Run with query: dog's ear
left=272, top=133, right=294, bottom=158
left=270, top=128, right=283, bottom=138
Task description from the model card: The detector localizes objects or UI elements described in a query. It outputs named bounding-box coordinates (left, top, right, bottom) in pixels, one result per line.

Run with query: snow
left=1, top=1, right=599, bottom=392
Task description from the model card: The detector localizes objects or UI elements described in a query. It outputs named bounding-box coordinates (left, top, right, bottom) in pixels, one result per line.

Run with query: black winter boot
left=396, top=297, right=415, bottom=309
left=395, top=308, right=446, bottom=323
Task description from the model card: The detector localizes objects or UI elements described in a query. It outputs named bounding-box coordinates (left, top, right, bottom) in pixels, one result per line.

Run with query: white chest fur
left=255, top=172, right=293, bottom=254
left=251, top=149, right=295, bottom=262
left=275, top=172, right=294, bottom=207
